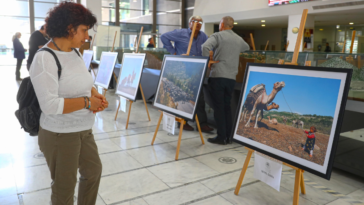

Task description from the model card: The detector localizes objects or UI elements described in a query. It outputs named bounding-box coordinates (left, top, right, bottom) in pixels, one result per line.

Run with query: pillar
left=81, top=0, right=102, bottom=46
left=287, top=14, right=314, bottom=52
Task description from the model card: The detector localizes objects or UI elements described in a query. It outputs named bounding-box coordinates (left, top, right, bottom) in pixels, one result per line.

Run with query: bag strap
left=37, top=47, right=62, bottom=80
left=72, top=48, right=81, bottom=57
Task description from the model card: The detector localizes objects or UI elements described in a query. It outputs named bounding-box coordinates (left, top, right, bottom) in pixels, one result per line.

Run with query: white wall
left=81, top=0, right=102, bottom=46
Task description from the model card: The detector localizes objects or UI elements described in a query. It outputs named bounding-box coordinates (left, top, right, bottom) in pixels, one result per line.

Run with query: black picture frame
left=232, top=63, right=352, bottom=180
left=153, top=55, right=209, bottom=121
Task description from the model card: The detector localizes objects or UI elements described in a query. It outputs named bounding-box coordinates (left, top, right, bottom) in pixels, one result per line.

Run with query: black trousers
left=178, top=88, right=208, bottom=127
left=208, top=78, right=235, bottom=141
left=16, top=58, right=23, bottom=79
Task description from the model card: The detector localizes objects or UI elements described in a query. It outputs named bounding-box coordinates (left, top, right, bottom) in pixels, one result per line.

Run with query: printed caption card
left=254, top=151, right=282, bottom=191
left=119, top=96, right=127, bottom=112
left=163, top=112, right=176, bottom=135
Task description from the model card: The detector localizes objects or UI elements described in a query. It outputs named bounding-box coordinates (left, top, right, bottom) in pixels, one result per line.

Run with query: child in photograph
left=302, top=126, right=317, bottom=157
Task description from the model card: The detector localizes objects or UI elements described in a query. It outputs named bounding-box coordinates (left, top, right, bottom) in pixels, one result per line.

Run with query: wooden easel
left=89, top=34, right=97, bottom=77
left=285, top=41, right=289, bottom=52
left=264, top=40, right=269, bottom=51
left=250, top=33, right=256, bottom=51
left=114, top=27, right=151, bottom=129
left=150, top=22, right=205, bottom=160
left=341, top=41, right=346, bottom=53
left=284, top=9, right=308, bottom=66
left=234, top=147, right=306, bottom=205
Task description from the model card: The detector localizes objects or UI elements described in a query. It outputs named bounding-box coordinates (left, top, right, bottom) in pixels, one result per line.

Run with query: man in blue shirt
left=160, top=16, right=213, bottom=133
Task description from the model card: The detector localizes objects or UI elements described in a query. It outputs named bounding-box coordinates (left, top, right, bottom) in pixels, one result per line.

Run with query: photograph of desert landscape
left=235, top=71, right=342, bottom=166
left=155, top=59, right=205, bottom=116
left=116, top=55, right=145, bottom=99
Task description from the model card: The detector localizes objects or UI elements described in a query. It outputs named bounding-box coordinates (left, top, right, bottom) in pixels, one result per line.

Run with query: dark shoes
left=207, top=136, right=226, bottom=145
left=199, top=125, right=214, bottom=133
left=182, top=123, right=194, bottom=131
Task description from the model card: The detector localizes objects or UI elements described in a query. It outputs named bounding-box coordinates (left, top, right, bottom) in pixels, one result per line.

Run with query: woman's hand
left=90, top=88, right=109, bottom=113
left=89, top=96, right=104, bottom=112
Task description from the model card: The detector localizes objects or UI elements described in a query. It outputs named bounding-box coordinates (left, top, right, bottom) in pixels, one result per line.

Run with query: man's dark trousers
left=209, top=78, right=235, bottom=142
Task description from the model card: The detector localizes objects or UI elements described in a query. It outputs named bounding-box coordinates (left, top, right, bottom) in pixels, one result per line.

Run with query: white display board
left=94, top=52, right=118, bottom=89
left=96, top=25, right=120, bottom=47
left=115, top=53, right=146, bottom=101
left=82, top=50, right=94, bottom=70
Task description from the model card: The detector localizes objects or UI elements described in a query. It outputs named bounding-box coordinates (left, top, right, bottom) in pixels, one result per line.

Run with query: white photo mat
left=115, top=53, right=146, bottom=101
left=233, top=65, right=348, bottom=176
left=94, top=52, right=118, bottom=89
left=82, top=50, right=94, bottom=70
left=153, top=56, right=208, bottom=120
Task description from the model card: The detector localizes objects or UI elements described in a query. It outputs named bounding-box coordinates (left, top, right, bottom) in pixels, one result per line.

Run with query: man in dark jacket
left=13, top=32, right=27, bottom=80
left=27, top=25, right=48, bottom=70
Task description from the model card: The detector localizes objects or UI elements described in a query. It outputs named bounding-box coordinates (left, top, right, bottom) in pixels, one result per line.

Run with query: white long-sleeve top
left=29, top=46, right=95, bottom=133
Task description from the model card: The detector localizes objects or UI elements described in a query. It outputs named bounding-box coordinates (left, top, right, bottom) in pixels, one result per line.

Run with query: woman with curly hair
left=29, top=2, right=107, bottom=204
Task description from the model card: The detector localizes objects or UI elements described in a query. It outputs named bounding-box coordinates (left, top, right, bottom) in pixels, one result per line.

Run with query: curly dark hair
left=45, top=1, right=97, bottom=38
left=310, top=126, right=317, bottom=132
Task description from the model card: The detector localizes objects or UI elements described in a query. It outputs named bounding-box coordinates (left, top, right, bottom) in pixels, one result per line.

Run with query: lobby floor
left=1, top=65, right=364, bottom=205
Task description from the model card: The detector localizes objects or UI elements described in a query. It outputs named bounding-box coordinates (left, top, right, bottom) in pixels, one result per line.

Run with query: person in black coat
left=12, top=32, right=27, bottom=81
left=27, top=25, right=48, bottom=70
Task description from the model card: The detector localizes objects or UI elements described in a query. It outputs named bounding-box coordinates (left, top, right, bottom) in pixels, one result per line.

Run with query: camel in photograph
left=244, top=81, right=285, bottom=128
left=267, top=116, right=278, bottom=125
left=292, top=120, right=304, bottom=129
left=240, top=102, right=280, bottom=122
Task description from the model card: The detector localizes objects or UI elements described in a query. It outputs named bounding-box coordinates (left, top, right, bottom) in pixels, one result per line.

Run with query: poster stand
left=250, top=33, right=256, bottom=51
left=89, top=34, right=97, bottom=77
left=264, top=40, right=269, bottom=51
left=234, top=147, right=306, bottom=205
left=114, top=27, right=151, bottom=129
left=150, top=22, right=206, bottom=160
left=285, top=41, right=289, bottom=52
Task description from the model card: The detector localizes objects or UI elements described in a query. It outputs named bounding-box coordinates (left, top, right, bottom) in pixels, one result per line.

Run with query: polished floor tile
left=99, top=151, right=143, bottom=176
left=95, top=138, right=123, bottom=154
left=0, top=166, right=17, bottom=198
left=147, top=158, right=219, bottom=187
left=126, top=143, right=189, bottom=167
left=143, top=183, right=214, bottom=205
left=194, top=148, right=251, bottom=173
left=98, top=168, right=169, bottom=204
left=115, top=198, right=149, bottom=205
left=220, top=182, right=317, bottom=205
left=325, top=199, right=351, bottom=205
left=201, top=168, right=257, bottom=193
left=111, top=132, right=164, bottom=150
left=188, top=195, right=233, bottom=205
left=14, top=164, right=51, bottom=193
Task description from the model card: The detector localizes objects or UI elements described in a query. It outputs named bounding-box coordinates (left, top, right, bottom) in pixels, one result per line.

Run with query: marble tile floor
left=2, top=66, right=364, bottom=205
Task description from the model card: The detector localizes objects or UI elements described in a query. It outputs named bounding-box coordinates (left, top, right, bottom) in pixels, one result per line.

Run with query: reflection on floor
left=1, top=65, right=364, bottom=205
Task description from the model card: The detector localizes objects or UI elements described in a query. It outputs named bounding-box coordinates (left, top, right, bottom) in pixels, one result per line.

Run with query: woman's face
left=70, top=25, right=90, bottom=48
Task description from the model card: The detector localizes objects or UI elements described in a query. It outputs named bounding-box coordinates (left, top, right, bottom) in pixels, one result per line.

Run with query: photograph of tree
left=154, top=56, right=208, bottom=120
left=115, top=54, right=145, bottom=100
left=233, top=65, right=350, bottom=177
left=94, top=52, right=118, bottom=89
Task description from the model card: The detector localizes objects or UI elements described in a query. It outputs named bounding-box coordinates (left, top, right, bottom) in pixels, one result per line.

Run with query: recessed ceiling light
left=234, top=22, right=238, bottom=25
left=262, top=24, right=266, bottom=27
left=350, top=22, right=354, bottom=25
left=261, top=20, right=265, bottom=22
left=336, top=25, right=340, bottom=29
left=319, top=29, right=323, bottom=31
left=338, top=30, right=342, bottom=31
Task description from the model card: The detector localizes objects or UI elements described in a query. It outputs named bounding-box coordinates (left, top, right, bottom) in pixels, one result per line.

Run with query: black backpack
left=15, top=47, right=80, bottom=136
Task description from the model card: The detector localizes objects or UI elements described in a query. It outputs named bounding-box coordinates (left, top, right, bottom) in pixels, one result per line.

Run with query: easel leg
left=113, top=72, right=118, bottom=84
left=139, top=84, right=151, bottom=121
left=90, top=64, right=96, bottom=77
left=195, top=115, right=205, bottom=144
left=126, top=101, right=133, bottom=129
left=114, top=100, right=121, bottom=121
left=151, top=112, right=163, bottom=145
left=293, top=169, right=302, bottom=205
left=102, top=88, right=107, bottom=96
left=234, top=149, right=253, bottom=195
left=300, top=171, right=306, bottom=194
left=175, top=119, right=185, bottom=160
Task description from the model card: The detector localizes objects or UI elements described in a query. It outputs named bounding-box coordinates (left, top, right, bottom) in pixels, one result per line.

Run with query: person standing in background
left=147, top=37, right=155, bottom=48
left=12, top=32, right=27, bottom=81
left=160, top=15, right=214, bottom=133
left=202, top=16, right=250, bottom=145
left=27, top=25, right=48, bottom=70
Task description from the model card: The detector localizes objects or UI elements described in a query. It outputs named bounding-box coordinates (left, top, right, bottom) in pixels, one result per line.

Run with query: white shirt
left=29, top=46, right=95, bottom=133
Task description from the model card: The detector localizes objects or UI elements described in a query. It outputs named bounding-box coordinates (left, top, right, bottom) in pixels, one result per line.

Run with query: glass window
left=34, top=2, right=57, bottom=18
left=0, top=1, right=29, bottom=17
left=103, top=0, right=116, bottom=24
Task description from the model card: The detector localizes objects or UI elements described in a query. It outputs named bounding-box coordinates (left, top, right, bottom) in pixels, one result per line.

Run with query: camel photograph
left=115, top=54, right=145, bottom=100
left=234, top=70, right=342, bottom=166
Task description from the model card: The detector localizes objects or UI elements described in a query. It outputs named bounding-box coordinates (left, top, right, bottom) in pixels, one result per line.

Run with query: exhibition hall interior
left=2, top=0, right=364, bottom=204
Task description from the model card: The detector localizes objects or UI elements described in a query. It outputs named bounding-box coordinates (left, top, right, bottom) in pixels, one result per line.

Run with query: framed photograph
left=153, top=55, right=209, bottom=120
left=94, top=52, right=118, bottom=89
left=233, top=63, right=352, bottom=179
left=115, top=53, right=146, bottom=101
left=82, top=50, right=94, bottom=71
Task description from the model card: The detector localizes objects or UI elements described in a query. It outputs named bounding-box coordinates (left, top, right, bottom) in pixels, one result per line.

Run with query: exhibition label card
left=120, top=96, right=127, bottom=113
left=254, top=152, right=282, bottom=191
left=163, top=112, right=176, bottom=135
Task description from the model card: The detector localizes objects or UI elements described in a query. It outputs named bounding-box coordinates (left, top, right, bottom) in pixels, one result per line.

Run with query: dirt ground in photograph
left=236, top=119, right=330, bottom=165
